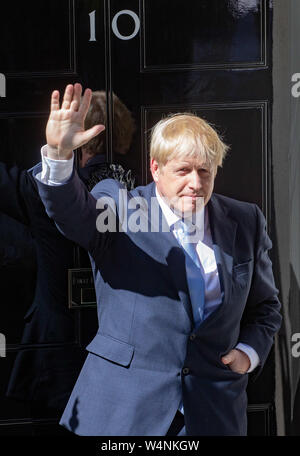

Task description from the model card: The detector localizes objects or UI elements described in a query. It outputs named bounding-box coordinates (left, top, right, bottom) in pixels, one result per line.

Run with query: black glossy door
left=0, top=0, right=296, bottom=436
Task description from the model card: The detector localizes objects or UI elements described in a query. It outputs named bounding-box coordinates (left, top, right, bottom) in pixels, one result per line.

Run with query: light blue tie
left=176, top=220, right=205, bottom=328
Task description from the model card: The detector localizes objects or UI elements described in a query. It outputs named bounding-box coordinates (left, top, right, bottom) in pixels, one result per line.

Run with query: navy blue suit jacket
left=35, top=169, right=282, bottom=436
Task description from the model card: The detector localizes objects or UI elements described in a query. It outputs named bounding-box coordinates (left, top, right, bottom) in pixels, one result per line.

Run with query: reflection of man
left=34, top=83, right=282, bottom=436
left=1, top=89, right=135, bottom=433
left=78, top=90, right=135, bottom=190
left=0, top=213, right=36, bottom=339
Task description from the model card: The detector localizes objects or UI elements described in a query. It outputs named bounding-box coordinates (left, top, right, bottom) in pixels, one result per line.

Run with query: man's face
left=150, top=155, right=217, bottom=216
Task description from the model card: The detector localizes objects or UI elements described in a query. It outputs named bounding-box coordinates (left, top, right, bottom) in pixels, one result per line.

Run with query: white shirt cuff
left=35, top=145, right=74, bottom=186
left=235, top=343, right=260, bottom=373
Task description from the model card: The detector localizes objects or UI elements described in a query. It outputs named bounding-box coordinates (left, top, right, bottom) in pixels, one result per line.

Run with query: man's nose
left=188, top=170, right=201, bottom=191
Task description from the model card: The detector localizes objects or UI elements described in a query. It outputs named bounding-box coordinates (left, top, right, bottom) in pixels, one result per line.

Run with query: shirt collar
left=155, top=186, right=205, bottom=241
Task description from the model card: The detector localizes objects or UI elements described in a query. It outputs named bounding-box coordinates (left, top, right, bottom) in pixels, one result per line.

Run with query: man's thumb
left=85, top=124, right=105, bottom=142
left=221, top=351, right=235, bottom=364
left=78, top=124, right=105, bottom=148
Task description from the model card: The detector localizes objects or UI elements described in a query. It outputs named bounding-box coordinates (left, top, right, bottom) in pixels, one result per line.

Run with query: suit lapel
left=140, top=183, right=194, bottom=324
left=204, top=194, right=237, bottom=324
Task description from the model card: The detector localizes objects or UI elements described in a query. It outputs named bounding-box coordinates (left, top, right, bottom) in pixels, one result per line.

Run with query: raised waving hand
left=46, top=83, right=105, bottom=160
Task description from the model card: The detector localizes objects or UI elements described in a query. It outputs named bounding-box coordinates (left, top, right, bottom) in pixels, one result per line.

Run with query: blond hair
left=150, top=113, right=229, bottom=168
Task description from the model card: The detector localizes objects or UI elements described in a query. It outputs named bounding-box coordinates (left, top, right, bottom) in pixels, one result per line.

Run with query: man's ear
left=150, top=158, right=160, bottom=182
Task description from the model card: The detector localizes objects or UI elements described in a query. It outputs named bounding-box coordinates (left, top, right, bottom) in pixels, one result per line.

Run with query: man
left=34, top=83, right=282, bottom=436
left=1, top=90, right=135, bottom=433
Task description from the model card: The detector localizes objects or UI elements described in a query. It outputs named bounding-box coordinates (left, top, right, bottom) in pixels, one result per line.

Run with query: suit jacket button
left=182, top=367, right=190, bottom=375
left=190, top=334, right=196, bottom=341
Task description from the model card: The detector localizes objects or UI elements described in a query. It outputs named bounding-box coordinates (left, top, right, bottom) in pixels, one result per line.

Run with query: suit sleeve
left=238, top=204, right=282, bottom=381
left=34, top=166, right=117, bottom=255
left=0, top=162, right=31, bottom=225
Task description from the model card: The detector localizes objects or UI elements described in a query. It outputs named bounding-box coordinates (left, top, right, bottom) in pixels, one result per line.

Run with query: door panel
left=142, top=0, right=265, bottom=69
left=0, top=1, right=75, bottom=75
left=143, top=103, right=266, bottom=207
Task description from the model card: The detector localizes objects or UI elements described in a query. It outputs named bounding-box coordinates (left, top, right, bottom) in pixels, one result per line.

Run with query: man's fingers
left=78, top=88, right=92, bottom=119
left=62, top=84, right=74, bottom=110
left=51, top=90, right=60, bottom=112
left=70, top=83, right=82, bottom=112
